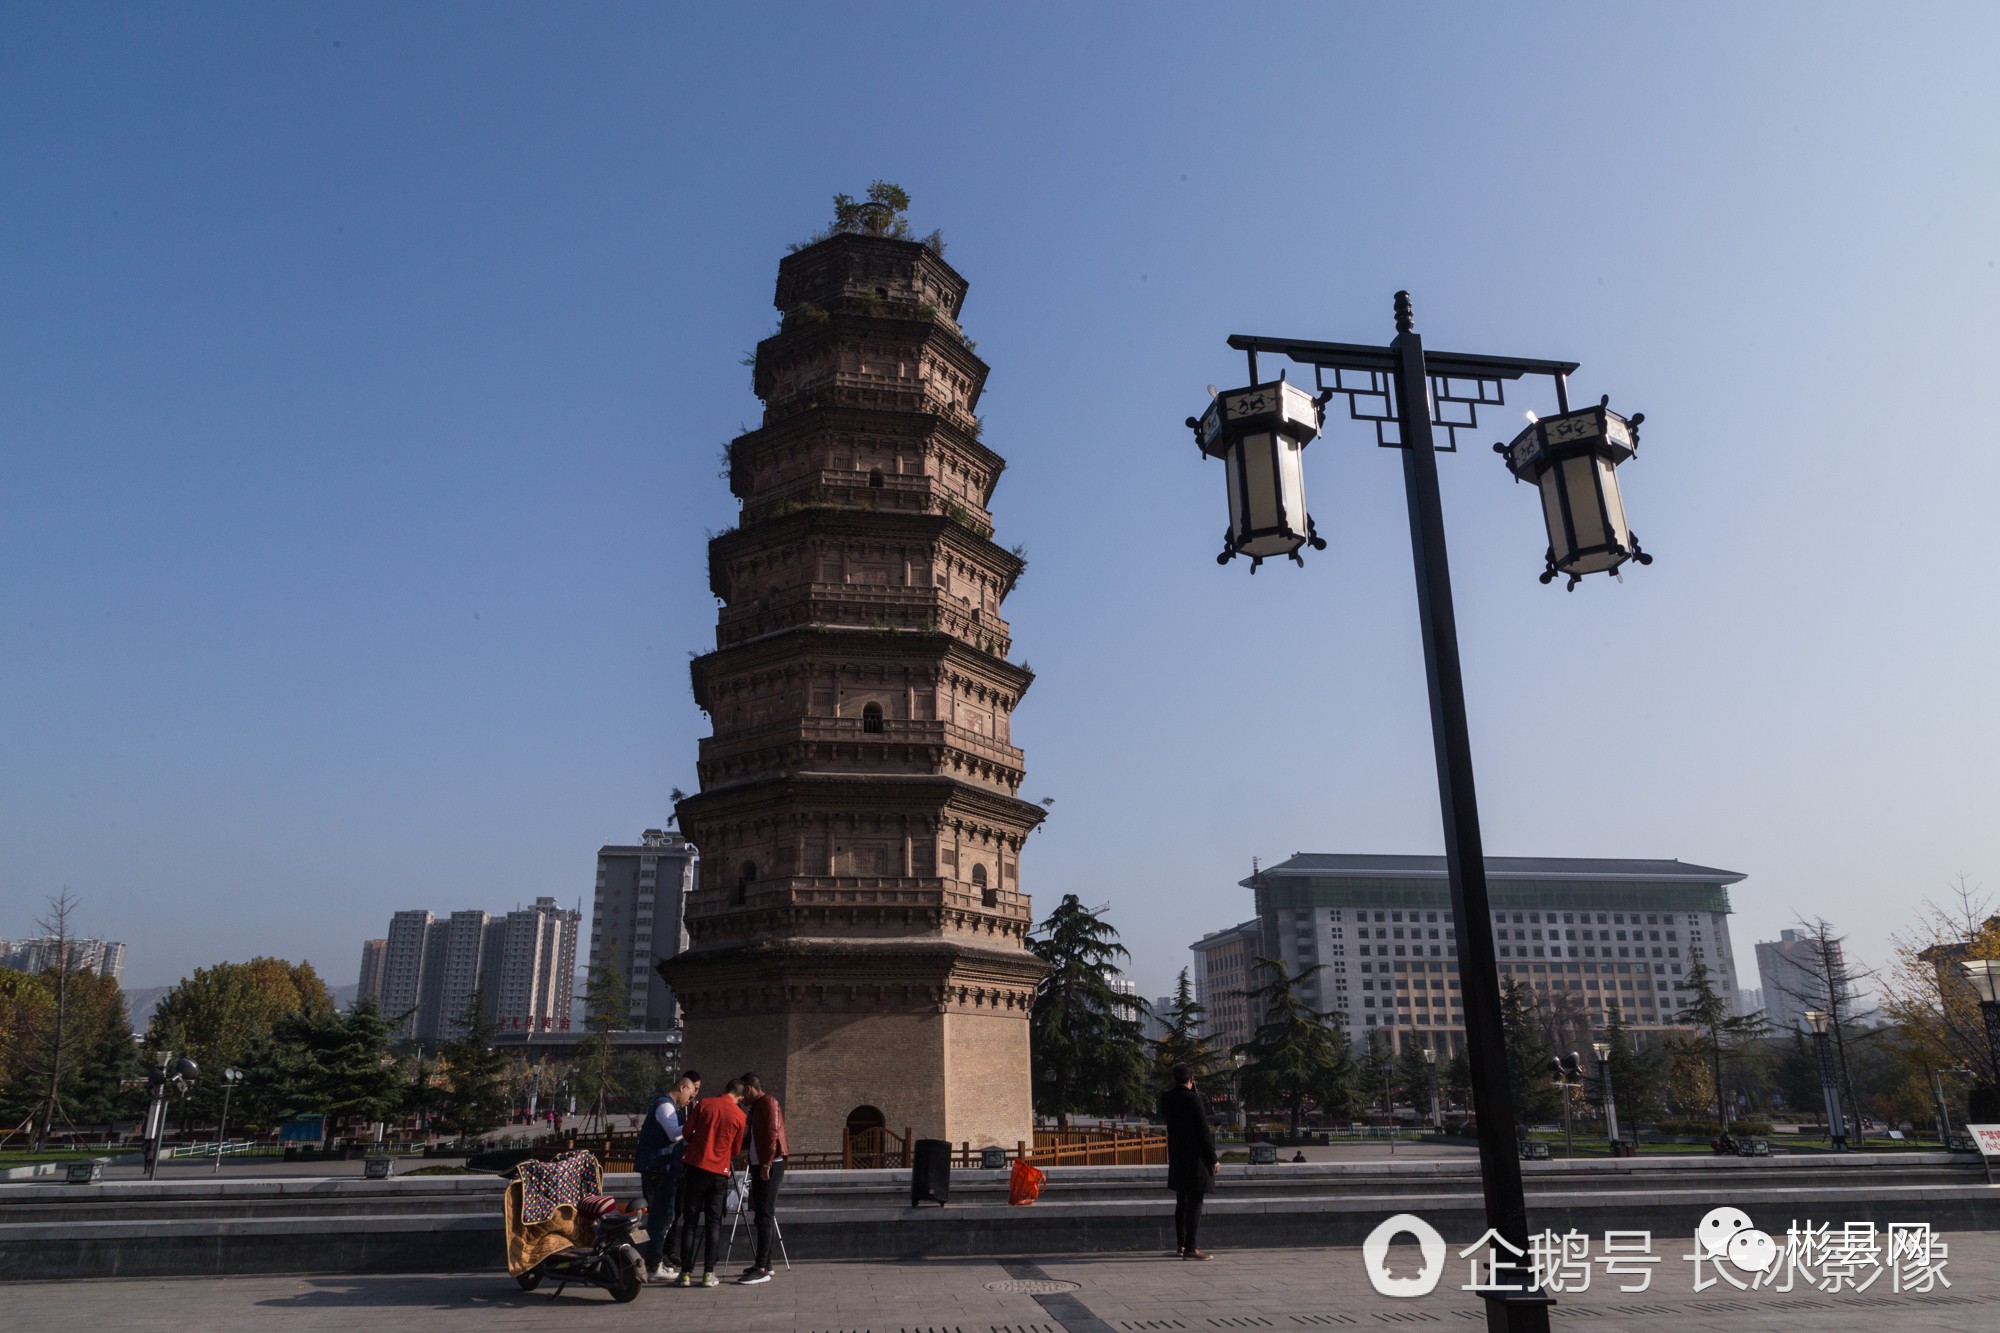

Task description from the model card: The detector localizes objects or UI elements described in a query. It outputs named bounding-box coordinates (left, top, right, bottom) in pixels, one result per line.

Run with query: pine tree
left=1671, top=960, right=1768, bottom=1137
left=1356, top=1030, right=1395, bottom=1118
left=239, top=998, right=402, bottom=1136
left=574, top=964, right=630, bottom=1133
left=1028, top=895, right=1150, bottom=1127
left=1394, top=1038, right=1440, bottom=1122
left=1152, top=968, right=1215, bottom=1085
left=1234, top=957, right=1350, bottom=1135
left=66, top=984, right=143, bottom=1134
left=438, top=989, right=509, bottom=1146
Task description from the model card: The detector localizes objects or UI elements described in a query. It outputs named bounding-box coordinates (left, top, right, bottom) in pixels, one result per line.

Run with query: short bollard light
left=1187, top=377, right=1329, bottom=571
left=1497, top=397, right=1653, bottom=589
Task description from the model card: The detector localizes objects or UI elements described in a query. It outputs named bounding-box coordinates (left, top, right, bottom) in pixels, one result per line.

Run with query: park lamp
left=1591, top=1040, right=1610, bottom=1063
left=1422, top=1046, right=1436, bottom=1067
left=1804, top=1008, right=1829, bottom=1035
left=1959, top=959, right=2000, bottom=1005
left=1187, top=377, right=1329, bottom=572
left=1497, top=398, right=1653, bottom=590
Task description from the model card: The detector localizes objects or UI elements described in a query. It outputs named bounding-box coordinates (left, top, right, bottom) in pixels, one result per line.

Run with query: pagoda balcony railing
left=686, top=874, right=1031, bottom=923
left=699, top=715, right=1024, bottom=774
left=738, top=473, right=996, bottom=536
left=716, top=583, right=1011, bottom=656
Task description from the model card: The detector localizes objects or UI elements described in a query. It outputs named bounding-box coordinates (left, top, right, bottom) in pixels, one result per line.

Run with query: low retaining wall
left=4, top=1156, right=1995, bottom=1281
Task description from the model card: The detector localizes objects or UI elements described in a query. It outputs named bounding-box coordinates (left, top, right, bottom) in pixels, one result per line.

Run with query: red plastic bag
left=1008, top=1158, right=1046, bottom=1205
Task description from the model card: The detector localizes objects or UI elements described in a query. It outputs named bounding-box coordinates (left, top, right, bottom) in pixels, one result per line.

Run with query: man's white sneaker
left=649, top=1264, right=680, bottom=1283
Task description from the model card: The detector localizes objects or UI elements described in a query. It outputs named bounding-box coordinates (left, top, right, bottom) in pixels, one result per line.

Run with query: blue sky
left=4, top=4, right=1997, bottom=1002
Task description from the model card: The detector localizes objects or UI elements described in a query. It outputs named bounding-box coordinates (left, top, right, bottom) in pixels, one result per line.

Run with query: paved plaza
left=11, top=1236, right=1992, bottom=1333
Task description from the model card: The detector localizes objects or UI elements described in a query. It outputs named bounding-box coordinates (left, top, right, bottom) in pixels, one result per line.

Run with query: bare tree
left=29, top=892, right=81, bottom=1152
left=1530, top=986, right=1592, bottom=1065
left=1882, top=876, right=2000, bottom=1101
left=1764, top=916, right=1876, bottom=1143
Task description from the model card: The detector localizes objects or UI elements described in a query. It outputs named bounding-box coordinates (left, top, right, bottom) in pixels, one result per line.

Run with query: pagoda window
left=862, top=703, right=885, bottom=734
left=869, top=468, right=884, bottom=488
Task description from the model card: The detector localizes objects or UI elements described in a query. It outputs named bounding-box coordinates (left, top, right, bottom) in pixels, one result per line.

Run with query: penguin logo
left=1362, top=1213, right=1447, bottom=1297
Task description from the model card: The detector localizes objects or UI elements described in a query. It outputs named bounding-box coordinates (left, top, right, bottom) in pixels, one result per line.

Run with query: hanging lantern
left=1186, top=377, right=1327, bottom=572
left=1497, top=397, right=1653, bottom=589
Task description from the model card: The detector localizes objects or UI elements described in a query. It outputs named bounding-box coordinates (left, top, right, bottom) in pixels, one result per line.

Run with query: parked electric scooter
left=512, top=1191, right=645, bottom=1302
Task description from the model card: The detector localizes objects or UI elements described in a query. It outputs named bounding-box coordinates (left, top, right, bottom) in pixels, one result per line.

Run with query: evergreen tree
left=1152, top=968, right=1215, bottom=1085
left=438, top=990, right=508, bottom=1145
left=66, top=985, right=143, bottom=1134
left=1776, top=1028, right=1825, bottom=1124
left=1670, top=960, right=1769, bottom=1136
left=1442, top=1049, right=1472, bottom=1119
left=1233, top=957, right=1349, bottom=1134
left=1356, top=1030, right=1395, bottom=1118
left=574, top=964, right=629, bottom=1133
left=239, top=998, right=403, bottom=1135
left=1029, top=895, right=1149, bottom=1126
left=1394, top=1038, right=1440, bottom=1122
left=1588, top=1000, right=1666, bottom=1128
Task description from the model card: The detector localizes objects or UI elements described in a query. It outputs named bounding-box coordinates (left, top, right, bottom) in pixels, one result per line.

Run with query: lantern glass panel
left=1241, top=432, right=1279, bottom=532
left=1598, top=456, right=1630, bottom=550
left=1538, top=471, right=1570, bottom=566
left=1562, top=455, right=1609, bottom=555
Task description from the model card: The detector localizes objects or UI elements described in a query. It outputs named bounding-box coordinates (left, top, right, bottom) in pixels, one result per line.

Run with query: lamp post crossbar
left=1222, top=296, right=1580, bottom=1333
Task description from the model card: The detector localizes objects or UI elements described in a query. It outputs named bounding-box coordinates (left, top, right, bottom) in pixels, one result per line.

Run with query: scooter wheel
left=515, top=1268, right=543, bottom=1292
left=608, top=1245, right=644, bottom=1303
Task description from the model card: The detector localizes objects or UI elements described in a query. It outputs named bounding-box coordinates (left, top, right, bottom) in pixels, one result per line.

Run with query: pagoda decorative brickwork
left=663, top=232, right=1045, bottom=1153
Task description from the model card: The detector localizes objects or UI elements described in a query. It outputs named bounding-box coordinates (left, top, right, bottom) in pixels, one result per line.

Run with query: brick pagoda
left=664, top=231, right=1045, bottom=1153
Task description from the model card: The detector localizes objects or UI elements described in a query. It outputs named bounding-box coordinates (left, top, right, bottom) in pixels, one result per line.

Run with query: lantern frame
left=1188, top=377, right=1329, bottom=572
left=1959, top=959, right=2000, bottom=1005
left=1498, top=401, right=1652, bottom=589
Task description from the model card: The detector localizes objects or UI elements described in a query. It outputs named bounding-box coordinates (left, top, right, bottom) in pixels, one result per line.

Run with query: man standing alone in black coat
left=1158, top=1063, right=1218, bottom=1260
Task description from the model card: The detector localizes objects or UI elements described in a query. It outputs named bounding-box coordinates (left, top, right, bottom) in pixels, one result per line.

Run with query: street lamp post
left=1190, top=294, right=1649, bottom=1333
left=1592, top=1040, right=1620, bottom=1152
left=143, top=1053, right=198, bottom=1182
left=1805, top=1010, right=1848, bottom=1150
left=1548, top=1053, right=1585, bottom=1160
left=1423, top=1045, right=1442, bottom=1130
left=1959, top=960, right=2000, bottom=1088
left=211, top=1068, right=243, bottom=1175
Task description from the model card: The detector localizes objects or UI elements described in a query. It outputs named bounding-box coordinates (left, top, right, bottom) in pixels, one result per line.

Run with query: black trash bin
left=912, top=1138, right=952, bottom=1206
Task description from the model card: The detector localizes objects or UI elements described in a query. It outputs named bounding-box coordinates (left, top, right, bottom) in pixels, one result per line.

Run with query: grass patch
left=0, top=1149, right=112, bottom=1166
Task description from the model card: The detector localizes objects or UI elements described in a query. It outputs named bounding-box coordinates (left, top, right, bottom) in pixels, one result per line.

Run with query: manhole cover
left=985, top=1279, right=1082, bottom=1295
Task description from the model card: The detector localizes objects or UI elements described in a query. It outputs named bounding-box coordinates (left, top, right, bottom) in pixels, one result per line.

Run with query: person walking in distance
left=672, top=1078, right=747, bottom=1288
left=736, top=1072, right=788, bottom=1284
left=1159, top=1063, right=1218, bottom=1260
left=634, top=1074, right=695, bottom=1282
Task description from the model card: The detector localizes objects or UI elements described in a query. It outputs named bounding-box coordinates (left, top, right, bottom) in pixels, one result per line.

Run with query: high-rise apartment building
left=0, top=936, right=127, bottom=980
left=357, top=939, right=387, bottom=1005
left=380, top=909, right=435, bottom=1041
left=493, top=898, right=581, bottom=1034
left=1190, top=919, right=1262, bottom=1055
left=1755, top=928, right=1850, bottom=1032
left=592, top=830, right=695, bottom=1031
left=373, top=899, right=580, bottom=1043
left=1239, top=854, right=1747, bottom=1055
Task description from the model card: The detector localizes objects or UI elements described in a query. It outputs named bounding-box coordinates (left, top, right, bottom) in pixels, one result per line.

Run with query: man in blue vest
left=635, top=1073, right=697, bottom=1281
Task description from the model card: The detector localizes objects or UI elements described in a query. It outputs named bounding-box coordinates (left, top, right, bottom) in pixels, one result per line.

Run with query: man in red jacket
left=672, top=1079, right=746, bottom=1288
left=736, top=1072, right=788, bottom=1284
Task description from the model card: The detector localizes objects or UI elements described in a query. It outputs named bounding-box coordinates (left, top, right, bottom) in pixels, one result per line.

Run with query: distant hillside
left=124, top=981, right=359, bottom=1031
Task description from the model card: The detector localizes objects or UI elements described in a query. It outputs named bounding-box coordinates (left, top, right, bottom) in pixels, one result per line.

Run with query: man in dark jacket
left=633, top=1074, right=695, bottom=1281
left=1158, top=1063, right=1218, bottom=1259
